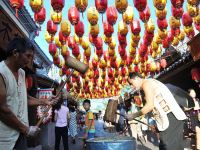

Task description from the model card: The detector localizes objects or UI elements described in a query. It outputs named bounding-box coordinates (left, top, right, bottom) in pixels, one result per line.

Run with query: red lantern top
left=134, top=0, right=147, bottom=12
left=95, top=0, right=107, bottom=13
left=103, top=22, right=114, bottom=37
left=51, top=0, right=64, bottom=13
left=75, top=21, right=85, bottom=37
left=47, top=20, right=57, bottom=35
left=131, top=20, right=141, bottom=35
left=68, top=6, right=80, bottom=25
left=139, top=6, right=150, bottom=23
left=106, top=6, right=118, bottom=25
left=34, top=7, right=46, bottom=24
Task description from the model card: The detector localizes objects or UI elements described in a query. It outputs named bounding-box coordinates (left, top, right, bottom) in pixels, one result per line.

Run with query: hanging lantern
left=134, top=0, right=147, bottom=12
left=34, top=7, right=46, bottom=24
left=139, top=6, right=150, bottom=23
left=29, top=0, right=43, bottom=13
left=122, top=6, right=134, bottom=24
left=68, top=6, right=80, bottom=25
left=96, top=48, right=103, bottom=57
left=131, top=19, right=141, bottom=35
left=51, top=0, right=64, bottom=13
left=169, top=16, right=180, bottom=29
left=49, top=43, right=57, bottom=55
left=172, top=37, right=179, bottom=46
left=131, top=34, right=140, bottom=43
left=72, top=44, right=80, bottom=57
left=118, top=20, right=128, bottom=36
left=118, top=33, right=127, bottom=47
left=156, top=7, right=167, bottom=20
left=106, top=6, right=118, bottom=25
left=87, top=7, right=99, bottom=25
left=94, top=37, right=103, bottom=50
left=108, top=37, right=116, bottom=49
left=157, top=18, right=168, bottom=30
left=187, top=3, right=199, bottom=17
left=172, top=6, right=183, bottom=19
left=55, top=36, right=62, bottom=48
left=9, top=0, right=24, bottom=17
left=115, top=0, right=128, bottom=13
left=153, top=0, right=166, bottom=10
left=178, top=30, right=185, bottom=41
left=47, top=20, right=57, bottom=35
left=80, top=36, right=89, bottom=50
left=75, top=21, right=84, bottom=37
left=182, top=12, right=193, bottom=26
left=45, top=31, right=54, bottom=43
left=145, top=18, right=155, bottom=34
left=103, top=22, right=114, bottom=37
left=188, top=0, right=199, bottom=6
left=95, top=0, right=108, bottom=14
left=90, top=24, right=99, bottom=38
left=158, top=28, right=167, bottom=39
left=84, top=46, right=91, bottom=57
left=75, top=0, right=88, bottom=13
left=170, top=0, right=184, bottom=8
left=58, top=31, right=67, bottom=44
left=61, top=45, right=69, bottom=58
left=51, top=11, right=62, bottom=24
left=68, top=36, right=76, bottom=49
left=60, top=20, right=71, bottom=37
left=154, top=33, right=162, bottom=44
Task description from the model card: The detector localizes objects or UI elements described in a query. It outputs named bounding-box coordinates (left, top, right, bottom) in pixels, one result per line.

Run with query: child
left=83, top=99, right=95, bottom=139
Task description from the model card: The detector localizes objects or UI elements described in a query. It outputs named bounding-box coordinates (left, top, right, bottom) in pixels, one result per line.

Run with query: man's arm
left=28, top=95, right=50, bottom=106
left=0, top=75, right=28, bottom=135
left=140, top=81, right=155, bottom=115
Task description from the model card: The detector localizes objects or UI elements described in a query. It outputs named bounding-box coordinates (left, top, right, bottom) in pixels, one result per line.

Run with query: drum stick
left=115, top=112, right=152, bottom=128
left=36, top=70, right=74, bottom=127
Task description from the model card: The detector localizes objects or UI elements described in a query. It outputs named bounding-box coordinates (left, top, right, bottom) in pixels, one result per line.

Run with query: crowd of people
left=0, top=37, right=199, bottom=150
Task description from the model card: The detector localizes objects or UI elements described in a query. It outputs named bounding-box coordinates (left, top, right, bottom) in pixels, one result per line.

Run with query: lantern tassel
left=15, top=9, right=19, bottom=18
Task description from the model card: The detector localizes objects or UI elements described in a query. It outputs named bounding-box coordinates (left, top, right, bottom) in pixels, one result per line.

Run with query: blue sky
left=25, top=0, right=187, bottom=61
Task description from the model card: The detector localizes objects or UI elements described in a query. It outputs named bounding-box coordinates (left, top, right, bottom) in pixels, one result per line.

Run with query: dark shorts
left=159, top=113, right=184, bottom=150
left=13, top=133, right=27, bottom=150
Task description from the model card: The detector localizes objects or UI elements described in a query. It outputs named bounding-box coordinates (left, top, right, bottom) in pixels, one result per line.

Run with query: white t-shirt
left=55, top=105, right=69, bottom=127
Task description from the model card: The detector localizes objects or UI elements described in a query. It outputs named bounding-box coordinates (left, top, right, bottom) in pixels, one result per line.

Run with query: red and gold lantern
left=182, top=12, right=193, bottom=26
left=172, top=6, right=183, bottom=19
left=123, top=6, right=134, bottom=24
left=51, top=0, right=64, bottom=13
left=170, top=0, right=184, bottom=8
left=153, top=0, right=166, bottom=10
left=106, top=6, right=118, bottom=25
left=103, top=22, right=114, bottom=37
left=134, top=0, right=147, bottom=12
left=95, top=0, right=107, bottom=13
left=131, top=19, right=141, bottom=35
left=156, top=8, right=167, bottom=20
left=75, top=0, right=88, bottom=13
left=34, top=7, right=46, bottom=24
left=51, top=11, right=62, bottom=24
left=47, top=20, right=57, bottom=35
left=75, top=21, right=84, bottom=37
left=139, top=6, right=150, bottom=23
left=29, top=0, right=43, bottom=13
left=9, top=0, right=24, bottom=17
left=68, top=6, right=80, bottom=25
left=87, top=7, right=99, bottom=25
left=115, top=0, right=128, bottom=13
left=157, top=18, right=168, bottom=30
left=61, top=20, right=71, bottom=37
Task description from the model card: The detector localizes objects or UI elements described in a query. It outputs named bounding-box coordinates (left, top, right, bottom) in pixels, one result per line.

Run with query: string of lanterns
left=9, top=0, right=200, bottom=99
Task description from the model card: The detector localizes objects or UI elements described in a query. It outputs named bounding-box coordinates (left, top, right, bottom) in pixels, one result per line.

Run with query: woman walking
left=68, top=104, right=78, bottom=144
left=54, top=99, right=70, bottom=150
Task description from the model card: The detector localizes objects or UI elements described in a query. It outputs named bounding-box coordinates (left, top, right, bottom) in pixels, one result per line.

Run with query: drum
left=86, top=136, right=136, bottom=150
left=104, top=99, right=118, bottom=123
